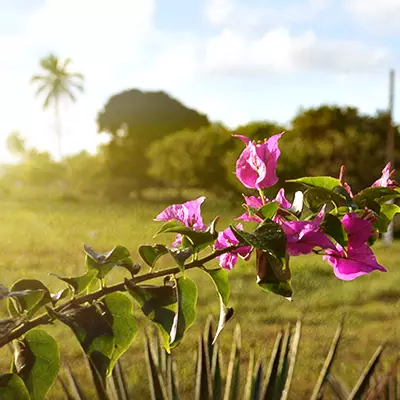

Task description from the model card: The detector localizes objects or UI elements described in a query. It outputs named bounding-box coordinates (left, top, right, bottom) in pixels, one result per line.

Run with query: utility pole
left=383, top=69, right=396, bottom=247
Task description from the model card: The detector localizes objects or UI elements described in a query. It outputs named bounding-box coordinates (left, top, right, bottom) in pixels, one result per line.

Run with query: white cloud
left=345, top=0, right=400, bottom=33
left=205, top=0, right=330, bottom=30
left=204, top=28, right=390, bottom=75
left=138, top=41, right=200, bottom=90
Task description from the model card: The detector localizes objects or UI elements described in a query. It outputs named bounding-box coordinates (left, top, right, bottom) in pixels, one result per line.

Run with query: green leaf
left=231, top=219, right=286, bottom=258
left=50, top=270, right=98, bottom=296
left=84, top=245, right=133, bottom=279
left=348, top=344, right=385, bottom=400
left=170, top=276, right=198, bottom=349
left=14, top=329, right=60, bottom=400
left=376, top=203, right=400, bottom=233
left=154, top=220, right=217, bottom=249
left=256, top=250, right=292, bottom=299
left=202, top=268, right=233, bottom=344
left=50, top=288, right=70, bottom=305
left=169, top=247, right=193, bottom=270
left=154, top=220, right=185, bottom=236
left=258, top=202, right=280, bottom=220
left=7, top=280, right=52, bottom=318
left=0, top=374, right=30, bottom=400
left=125, top=280, right=177, bottom=353
left=287, top=176, right=342, bottom=191
left=355, top=187, right=400, bottom=205
left=332, top=186, right=358, bottom=210
left=84, top=244, right=130, bottom=263
left=138, top=245, right=169, bottom=268
left=207, top=216, right=219, bottom=236
left=310, top=321, right=343, bottom=400
left=304, top=187, right=348, bottom=212
left=102, top=292, right=138, bottom=375
left=263, top=331, right=283, bottom=399
left=145, top=334, right=168, bottom=400
left=224, top=324, right=241, bottom=400
left=53, top=305, right=114, bottom=381
left=232, top=221, right=292, bottom=298
left=321, top=214, right=348, bottom=247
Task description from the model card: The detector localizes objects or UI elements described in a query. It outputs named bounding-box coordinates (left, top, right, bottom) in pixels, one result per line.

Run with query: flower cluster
left=155, top=132, right=397, bottom=284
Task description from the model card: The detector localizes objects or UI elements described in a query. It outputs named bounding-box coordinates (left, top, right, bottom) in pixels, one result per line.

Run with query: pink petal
left=274, top=188, right=291, bottom=209
left=372, top=163, right=397, bottom=188
left=235, top=212, right=262, bottom=223
left=244, top=195, right=264, bottom=209
left=343, top=182, right=354, bottom=197
left=183, top=196, right=206, bottom=230
left=323, top=244, right=386, bottom=281
left=342, top=213, right=372, bottom=247
left=172, top=234, right=183, bottom=247
left=232, top=134, right=250, bottom=145
left=217, top=252, right=238, bottom=270
left=347, top=245, right=386, bottom=272
left=156, top=204, right=188, bottom=224
left=235, top=142, right=260, bottom=189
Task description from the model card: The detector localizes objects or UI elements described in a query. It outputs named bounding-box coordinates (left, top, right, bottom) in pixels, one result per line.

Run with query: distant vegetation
left=2, top=89, right=398, bottom=205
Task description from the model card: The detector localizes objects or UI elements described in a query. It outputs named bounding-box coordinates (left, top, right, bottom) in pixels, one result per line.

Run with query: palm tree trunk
left=55, top=96, right=62, bottom=161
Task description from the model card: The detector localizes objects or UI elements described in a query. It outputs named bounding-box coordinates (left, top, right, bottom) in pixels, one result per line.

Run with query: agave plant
left=59, top=317, right=398, bottom=400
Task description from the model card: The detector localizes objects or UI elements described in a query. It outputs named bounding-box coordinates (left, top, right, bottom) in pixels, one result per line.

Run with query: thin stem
left=0, top=245, right=241, bottom=348
left=258, top=189, right=266, bottom=205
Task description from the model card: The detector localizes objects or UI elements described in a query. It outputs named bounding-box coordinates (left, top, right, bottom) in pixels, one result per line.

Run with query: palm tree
left=31, top=54, right=84, bottom=160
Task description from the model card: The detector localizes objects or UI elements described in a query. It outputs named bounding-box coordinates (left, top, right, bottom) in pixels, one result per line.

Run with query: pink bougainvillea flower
left=341, top=212, right=372, bottom=247
left=236, top=189, right=291, bottom=223
left=281, top=206, right=334, bottom=256
left=323, top=243, right=386, bottom=281
left=234, top=133, right=284, bottom=189
left=214, top=224, right=252, bottom=270
left=156, top=196, right=206, bottom=230
left=323, top=212, right=386, bottom=280
left=156, top=197, right=207, bottom=246
left=372, top=162, right=398, bottom=188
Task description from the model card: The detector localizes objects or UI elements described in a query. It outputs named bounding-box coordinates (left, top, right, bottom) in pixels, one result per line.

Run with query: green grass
left=0, top=197, right=399, bottom=399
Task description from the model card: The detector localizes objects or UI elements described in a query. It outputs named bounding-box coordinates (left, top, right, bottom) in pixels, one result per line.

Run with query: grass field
left=0, top=196, right=399, bottom=399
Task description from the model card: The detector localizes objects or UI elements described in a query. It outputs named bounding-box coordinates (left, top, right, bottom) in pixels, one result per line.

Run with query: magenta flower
left=234, top=133, right=284, bottom=189
left=236, top=189, right=291, bottom=223
left=341, top=213, right=372, bottom=247
left=281, top=206, right=334, bottom=256
left=156, top=197, right=206, bottom=230
left=214, top=224, right=252, bottom=270
left=372, top=162, right=398, bottom=188
left=323, top=244, right=386, bottom=281
left=323, top=212, right=386, bottom=280
left=156, top=197, right=207, bottom=246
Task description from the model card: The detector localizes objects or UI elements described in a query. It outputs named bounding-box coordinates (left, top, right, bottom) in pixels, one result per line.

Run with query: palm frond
left=34, top=83, right=50, bottom=98
left=30, top=74, right=47, bottom=83
left=70, top=72, right=84, bottom=80
left=69, top=81, right=84, bottom=92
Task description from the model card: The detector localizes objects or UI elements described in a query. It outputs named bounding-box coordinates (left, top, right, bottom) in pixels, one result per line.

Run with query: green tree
left=63, top=151, right=106, bottom=198
left=31, top=54, right=84, bottom=159
left=6, top=131, right=26, bottom=156
left=281, top=105, right=400, bottom=192
left=97, top=89, right=210, bottom=199
left=147, top=124, right=237, bottom=197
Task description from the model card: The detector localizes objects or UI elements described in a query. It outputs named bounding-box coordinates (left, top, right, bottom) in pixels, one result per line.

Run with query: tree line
left=1, top=55, right=398, bottom=201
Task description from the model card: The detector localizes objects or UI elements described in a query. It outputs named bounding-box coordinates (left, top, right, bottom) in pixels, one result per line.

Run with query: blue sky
left=0, top=0, right=399, bottom=161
